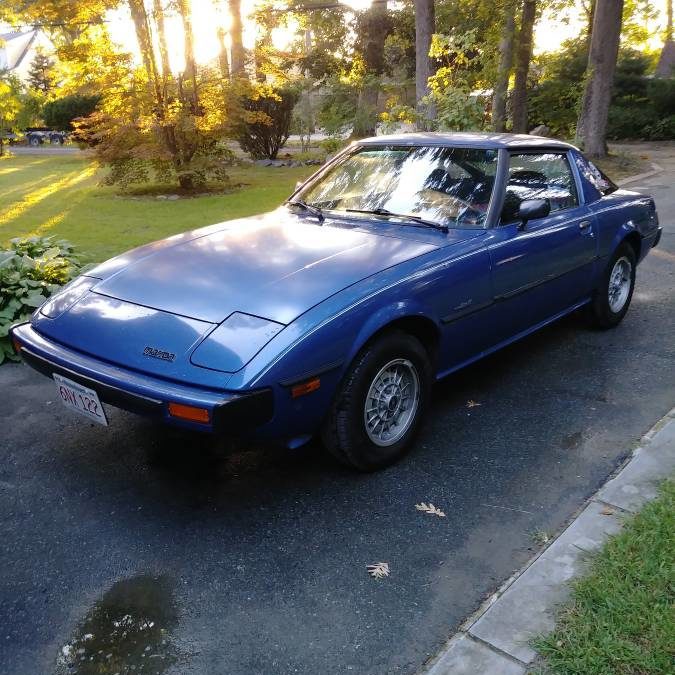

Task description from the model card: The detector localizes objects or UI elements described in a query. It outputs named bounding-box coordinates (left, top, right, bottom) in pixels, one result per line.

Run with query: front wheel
left=587, top=242, right=636, bottom=329
left=321, top=331, right=432, bottom=471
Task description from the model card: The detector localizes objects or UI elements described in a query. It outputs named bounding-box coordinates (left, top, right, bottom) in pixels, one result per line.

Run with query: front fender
left=348, top=299, right=439, bottom=364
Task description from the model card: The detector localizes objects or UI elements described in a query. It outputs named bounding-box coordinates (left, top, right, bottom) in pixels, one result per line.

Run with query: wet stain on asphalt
left=55, top=575, right=177, bottom=675
left=562, top=431, right=583, bottom=450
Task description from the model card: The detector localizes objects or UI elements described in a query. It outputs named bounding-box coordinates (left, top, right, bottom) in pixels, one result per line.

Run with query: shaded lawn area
left=0, top=154, right=314, bottom=262
left=535, top=480, right=675, bottom=675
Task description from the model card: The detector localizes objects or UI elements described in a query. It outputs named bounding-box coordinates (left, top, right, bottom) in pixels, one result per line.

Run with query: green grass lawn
left=535, top=480, right=675, bottom=675
left=0, top=153, right=315, bottom=262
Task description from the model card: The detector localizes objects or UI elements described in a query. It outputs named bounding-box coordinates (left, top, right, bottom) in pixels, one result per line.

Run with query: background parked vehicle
left=24, top=128, right=67, bottom=146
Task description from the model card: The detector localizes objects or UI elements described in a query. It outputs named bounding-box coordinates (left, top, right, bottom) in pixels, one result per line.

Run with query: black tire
left=29, top=136, right=41, bottom=147
left=321, top=331, right=432, bottom=471
left=587, top=242, right=636, bottom=329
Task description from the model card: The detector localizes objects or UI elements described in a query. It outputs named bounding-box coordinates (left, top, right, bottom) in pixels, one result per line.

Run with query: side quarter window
left=501, top=152, right=579, bottom=224
left=574, top=152, right=618, bottom=199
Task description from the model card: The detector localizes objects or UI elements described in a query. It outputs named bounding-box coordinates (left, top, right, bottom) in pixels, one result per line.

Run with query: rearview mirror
left=517, top=199, right=550, bottom=228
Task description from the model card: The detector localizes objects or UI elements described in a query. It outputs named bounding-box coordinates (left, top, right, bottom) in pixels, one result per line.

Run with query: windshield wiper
left=286, top=199, right=324, bottom=223
left=345, top=207, right=448, bottom=233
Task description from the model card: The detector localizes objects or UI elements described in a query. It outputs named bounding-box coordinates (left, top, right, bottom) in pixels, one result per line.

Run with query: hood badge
left=143, top=346, right=176, bottom=362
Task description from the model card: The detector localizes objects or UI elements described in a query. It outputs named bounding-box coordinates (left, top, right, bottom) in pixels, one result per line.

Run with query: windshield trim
left=293, top=143, right=502, bottom=231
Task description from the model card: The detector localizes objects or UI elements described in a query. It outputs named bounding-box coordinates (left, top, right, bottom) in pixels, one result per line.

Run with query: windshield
left=296, top=145, right=499, bottom=228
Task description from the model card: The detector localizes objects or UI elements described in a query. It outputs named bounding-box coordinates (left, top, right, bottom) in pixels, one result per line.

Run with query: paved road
left=2, top=146, right=674, bottom=675
left=7, top=145, right=87, bottom=156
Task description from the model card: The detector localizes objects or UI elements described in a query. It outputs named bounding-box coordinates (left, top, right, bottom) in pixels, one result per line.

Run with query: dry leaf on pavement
left=415, top=502, right=446, bottom=517
left=466, top=400, right=482, bottom=408
left=366, top=562, right=390, bottom=579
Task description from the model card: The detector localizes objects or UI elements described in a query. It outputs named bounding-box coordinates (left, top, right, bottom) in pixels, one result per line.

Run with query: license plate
left=53, top=373, right=108, bottom=426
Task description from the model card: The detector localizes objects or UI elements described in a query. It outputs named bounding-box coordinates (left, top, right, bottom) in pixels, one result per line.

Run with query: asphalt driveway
left=2, top=146, right=674, bottom=675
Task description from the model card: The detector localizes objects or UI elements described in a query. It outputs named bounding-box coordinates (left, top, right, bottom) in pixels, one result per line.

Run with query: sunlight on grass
left=0, top=164, right=97, bottom=228
left=1, top=154, right=315, bottom=261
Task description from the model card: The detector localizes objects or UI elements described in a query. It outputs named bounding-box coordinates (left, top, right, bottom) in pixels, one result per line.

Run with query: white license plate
left=53, top=373, right=108, bottom=426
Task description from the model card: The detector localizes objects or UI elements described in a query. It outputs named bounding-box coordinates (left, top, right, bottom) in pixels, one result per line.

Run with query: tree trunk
left=511, top=0, right=536, bottom=133
left=353, top=2, right=391, bottom=138
left=177, top=0, right=199, bottom=107
left=576, top=0, right=624, bottom=157
left=128, top=0, right=163, bottom=108
left=492, top=1, right=516, bottom=132
left=415, top=0, right=435, bottom=128
left=584, top=0, right=596, bottom=53
left=216, top=26, right=230, bottom=81
left=152, top=0, right=172, bottom=82
left=229, top=0, right=246, bottom=77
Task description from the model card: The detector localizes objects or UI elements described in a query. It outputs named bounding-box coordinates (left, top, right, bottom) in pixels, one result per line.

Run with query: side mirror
left=517, top=198, right=550, bottom=228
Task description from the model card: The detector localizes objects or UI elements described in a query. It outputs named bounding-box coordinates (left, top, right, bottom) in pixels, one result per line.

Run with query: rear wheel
left=321, top=331, right=432, bottom=471
left=587, top=242, right=636, bottom=329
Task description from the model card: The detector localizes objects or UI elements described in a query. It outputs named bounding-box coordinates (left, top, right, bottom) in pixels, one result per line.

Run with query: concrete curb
left=616, top=162, right=663, bottom=186
left=422, top=407, right=675, bottom=675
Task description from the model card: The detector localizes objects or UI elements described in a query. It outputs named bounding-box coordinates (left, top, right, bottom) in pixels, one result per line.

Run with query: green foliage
left=237, top=84, right=299, bottom=160
left=317, top=76, right=358, bottom=136
left=43, top=94, right=101, bottom=131
left=606, top=51, right=675, bottom=140
left=0, top=236, right=83, bottom=364
left=528, top=39, right=587, bottom=137
left=424, top=30, right=490, bottom=131
left=527, top=42, right=675, bottom=141
left=319, top=136, right=347, bottom=155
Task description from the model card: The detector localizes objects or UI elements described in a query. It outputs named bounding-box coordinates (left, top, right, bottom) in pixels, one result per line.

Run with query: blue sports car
left=11, top=133, right=662, bottom=470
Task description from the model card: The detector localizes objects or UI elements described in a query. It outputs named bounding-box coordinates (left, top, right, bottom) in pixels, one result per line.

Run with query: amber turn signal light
left=11, top=336, right=22, bottom=354
left=291, top=377, right=320, bottom=398
left=168, top=402, right=210, bottom=423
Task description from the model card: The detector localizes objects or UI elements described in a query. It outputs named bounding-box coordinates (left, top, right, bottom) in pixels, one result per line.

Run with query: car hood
left=91, top=211, right=470, bottom=325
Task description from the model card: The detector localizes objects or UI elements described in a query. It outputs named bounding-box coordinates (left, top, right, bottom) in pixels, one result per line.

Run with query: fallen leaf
left=601, top=507, right=615, bottom=515
left=366, top=562, right=390, bottom=579
left=415, top=502, right=446, bottom=517
left=466, top=400, right=482, bottom=408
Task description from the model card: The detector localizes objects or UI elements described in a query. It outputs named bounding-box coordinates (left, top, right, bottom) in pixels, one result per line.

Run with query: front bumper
left=653, top=226, right=662, bottom=248
left=10, top=323, right=273, bottom=433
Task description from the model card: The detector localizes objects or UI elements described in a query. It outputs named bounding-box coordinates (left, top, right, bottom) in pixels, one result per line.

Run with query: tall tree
left=353, top=2, right=392, bottom=137
left=152, top=0, right=172, bottom=84
left=576, top=0, right=624, bottom=157
left=128, top=0, right=162, bottom=106
left=229, top=0, right=246, bottom=76
left=177, top=0, right=199, bottom=107
left=492, top=0, right=516, bottom=132
left=415, top=0, right=435, bottom=127
left=27, top=50, right=56, bottom=94
left=511, top=0, right=536, bottom=133
left=655, top=0, right=674, bottom=77
left=216, top=26, right=231, bottom=81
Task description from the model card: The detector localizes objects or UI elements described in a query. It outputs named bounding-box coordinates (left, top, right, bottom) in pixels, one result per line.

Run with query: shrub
left=320, top=136, right=347, bottom=155
left=606, top=105, right=657, bottom=140
left=0, top=236, right=83, bottom=364
left=237, top=85, right=299, bottom=160
left=42, top=94, right=101, bottom=132
left=646, top=115, right=675, bottom=141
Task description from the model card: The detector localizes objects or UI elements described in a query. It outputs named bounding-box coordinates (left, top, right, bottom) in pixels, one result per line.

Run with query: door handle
left=579, top=220, right=592, bottom=230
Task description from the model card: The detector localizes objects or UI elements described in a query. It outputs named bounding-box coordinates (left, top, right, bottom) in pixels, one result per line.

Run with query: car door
left=486, top=150, right=598, bottom=339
